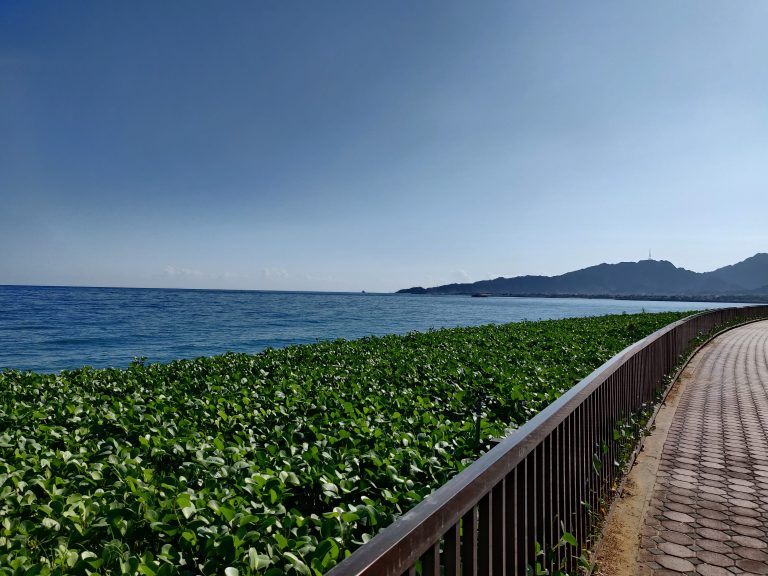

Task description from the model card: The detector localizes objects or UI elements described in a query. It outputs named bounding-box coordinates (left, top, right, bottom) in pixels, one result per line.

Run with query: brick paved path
left=638, top=320, right=768, bottom=575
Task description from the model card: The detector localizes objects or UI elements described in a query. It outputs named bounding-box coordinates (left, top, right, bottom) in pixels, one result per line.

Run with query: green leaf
left=283, top=552, right=311, bottom=575
left=175, top=493, right=191, bottom=509
left=41, top=518, right=60, bottom=531
left=274, top=533, right=288, bottom=549
left=249, top=548, right=271, bottom=570
left=561, top=531, right=577, bottom=547
left=219, top=506, right=235, bottom=522
left=65, top=550, right=79, bottom=568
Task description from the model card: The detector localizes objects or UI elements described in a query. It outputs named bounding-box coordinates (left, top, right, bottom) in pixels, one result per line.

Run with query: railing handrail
left=327, top=305, right=768, bottom=576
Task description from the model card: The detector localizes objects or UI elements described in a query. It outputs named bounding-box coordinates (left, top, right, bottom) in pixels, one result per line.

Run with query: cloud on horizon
left=160, top=266, right=251, bottom=282
left=260, top=268, right=289, bottom=281
left=452, top=269, right=473, bottom=283
left=163, top=265, right=204, bottom=278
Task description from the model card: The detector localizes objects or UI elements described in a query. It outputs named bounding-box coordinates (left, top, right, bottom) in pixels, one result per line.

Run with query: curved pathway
left=635, top=321, right=768, bottom=575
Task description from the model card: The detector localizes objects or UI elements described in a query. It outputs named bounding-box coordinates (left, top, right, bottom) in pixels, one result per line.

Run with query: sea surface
left=0, top=285, right=748, bottom=373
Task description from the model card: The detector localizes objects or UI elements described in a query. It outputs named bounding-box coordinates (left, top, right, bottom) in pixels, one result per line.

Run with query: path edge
left=589, top=315, right=768, bottom=575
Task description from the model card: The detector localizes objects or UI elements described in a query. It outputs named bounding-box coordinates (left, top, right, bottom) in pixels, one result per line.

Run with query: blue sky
left=2, top=1, right=767, bottom=292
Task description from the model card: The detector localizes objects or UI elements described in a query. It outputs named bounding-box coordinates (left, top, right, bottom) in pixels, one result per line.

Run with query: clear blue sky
left=2, top=1, right=766, bottom=292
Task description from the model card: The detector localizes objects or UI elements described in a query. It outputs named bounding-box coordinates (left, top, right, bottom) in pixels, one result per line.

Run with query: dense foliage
left=0, top=312, right=692, bottom=575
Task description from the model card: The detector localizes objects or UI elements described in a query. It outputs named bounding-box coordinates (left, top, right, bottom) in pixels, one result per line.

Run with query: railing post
left=444, top=524, right=461, bottom=576
left=462, top=506, right=478, bottom=576
left=478, top=492, right=491, bottom=575
left=492, top=481, right=505, bottom=575
left=513, top=464, right=526, bottom=574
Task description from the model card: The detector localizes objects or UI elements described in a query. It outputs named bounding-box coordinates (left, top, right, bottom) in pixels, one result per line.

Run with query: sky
left=1, top=1, right=767, bottom=292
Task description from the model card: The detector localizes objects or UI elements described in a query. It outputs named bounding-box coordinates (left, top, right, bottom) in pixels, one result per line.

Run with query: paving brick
left=668, top=493, right=697, bottom=506
left=701, top=472, right=726, bottom=481
left=699, top=500, right=729, bottom=512
left=664, top=510, right=697, bottom=523
left=699, top=508, right=729, bottom=521
left=634, top=322, right=768, bottom=575
left=660, top=531, right=695, bottom=547
left=733, top=516, right=763, bottom=527
left=670, top=479, right=698, bottom=490
left=730, top=478, right=755, bottom=487
left=699, top=518, right=732, bottom=531
left=662, top=520, right=696, bottom=534
left=656, top=554, right=696, bottom=572
left=697, top=550, right=734, bottom=567
left=734, top=547, right=768, bottom=562
left=732, top=525, right=766, bottom=538
left=701, top=485, right=728, bottom=495
left=658, top=541, right=697, bottom=558
left=696, top=539, right=733, bottom=554
left=667, top=501, right=697, bottom=515
left=732, top=507, right=761, bottom=518
left=695, top=564, right=733, bottom=576
left=735, top=558, right=768, bottom=573
left=732, top=498, right=759, bottom=508
left=732, top=536, right=768, bottom=549
left=697, top=528, right=732, bottom=542
left=700, top=492, right=728, bottom=503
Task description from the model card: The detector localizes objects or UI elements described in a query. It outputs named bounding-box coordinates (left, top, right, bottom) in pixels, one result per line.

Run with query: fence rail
left=326, top=305, right=768, bottom=576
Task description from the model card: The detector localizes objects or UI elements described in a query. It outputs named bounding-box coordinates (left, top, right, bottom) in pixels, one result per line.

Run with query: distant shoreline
left=396, top=254, right=768, bottom=301
left=397, top=291, right=767, bottom=304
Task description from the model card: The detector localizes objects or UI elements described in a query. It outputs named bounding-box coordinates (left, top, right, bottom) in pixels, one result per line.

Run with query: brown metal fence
left=326, top=305, right=768, bottom=576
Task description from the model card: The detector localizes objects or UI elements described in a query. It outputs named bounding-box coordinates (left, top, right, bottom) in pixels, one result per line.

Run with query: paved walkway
left=637, top=321, right=768, bottom=575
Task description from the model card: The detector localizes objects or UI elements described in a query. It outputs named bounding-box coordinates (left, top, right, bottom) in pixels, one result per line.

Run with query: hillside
left=708, top=253, right=768, bottom=291
left=398, top=253, right=768, bottom=299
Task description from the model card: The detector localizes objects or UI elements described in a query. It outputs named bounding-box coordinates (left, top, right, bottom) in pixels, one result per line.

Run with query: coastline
left=397, top=291, right=767, bottom=304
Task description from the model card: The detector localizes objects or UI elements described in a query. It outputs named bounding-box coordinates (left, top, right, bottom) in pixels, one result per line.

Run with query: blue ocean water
left=0, top=285, right=745, bottom=372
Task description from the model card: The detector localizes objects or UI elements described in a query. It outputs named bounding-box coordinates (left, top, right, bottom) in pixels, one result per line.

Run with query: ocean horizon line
left=0, top=283, right=395, bottom=296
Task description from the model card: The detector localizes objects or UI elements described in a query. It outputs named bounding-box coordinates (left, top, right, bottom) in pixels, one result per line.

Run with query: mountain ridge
left=398, top=253, right=768, bottom=300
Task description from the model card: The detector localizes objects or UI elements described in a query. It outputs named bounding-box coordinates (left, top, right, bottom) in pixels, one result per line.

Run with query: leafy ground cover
left=0, top=311, right=693, bottom=575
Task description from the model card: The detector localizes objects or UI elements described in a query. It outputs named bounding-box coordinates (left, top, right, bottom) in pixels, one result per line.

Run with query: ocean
left=0, top=285, right=745, bottom=373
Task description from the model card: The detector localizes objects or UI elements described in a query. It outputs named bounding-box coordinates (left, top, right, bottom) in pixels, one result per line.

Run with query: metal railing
left=326, top=305, right=768, bottom=576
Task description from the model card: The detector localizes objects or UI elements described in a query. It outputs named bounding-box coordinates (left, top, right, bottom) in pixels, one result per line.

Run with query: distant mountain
left=397, top=254, right=768, bottom=300
left=708, top=253, right=768, bottom=291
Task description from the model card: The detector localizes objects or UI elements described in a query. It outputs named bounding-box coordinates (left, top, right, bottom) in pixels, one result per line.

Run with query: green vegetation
left=0, top=312, right=692, bottom=575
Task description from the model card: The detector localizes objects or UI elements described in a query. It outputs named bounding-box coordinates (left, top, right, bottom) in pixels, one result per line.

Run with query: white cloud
left=217, top=271, right=249, bottom=280
left=452, top=269, right=472, bottom=283
left=160, top=267, right=251, bottom=282
left=260, top=267, right=290, bottom=281
left=163, top=265, right=204, bottom=278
